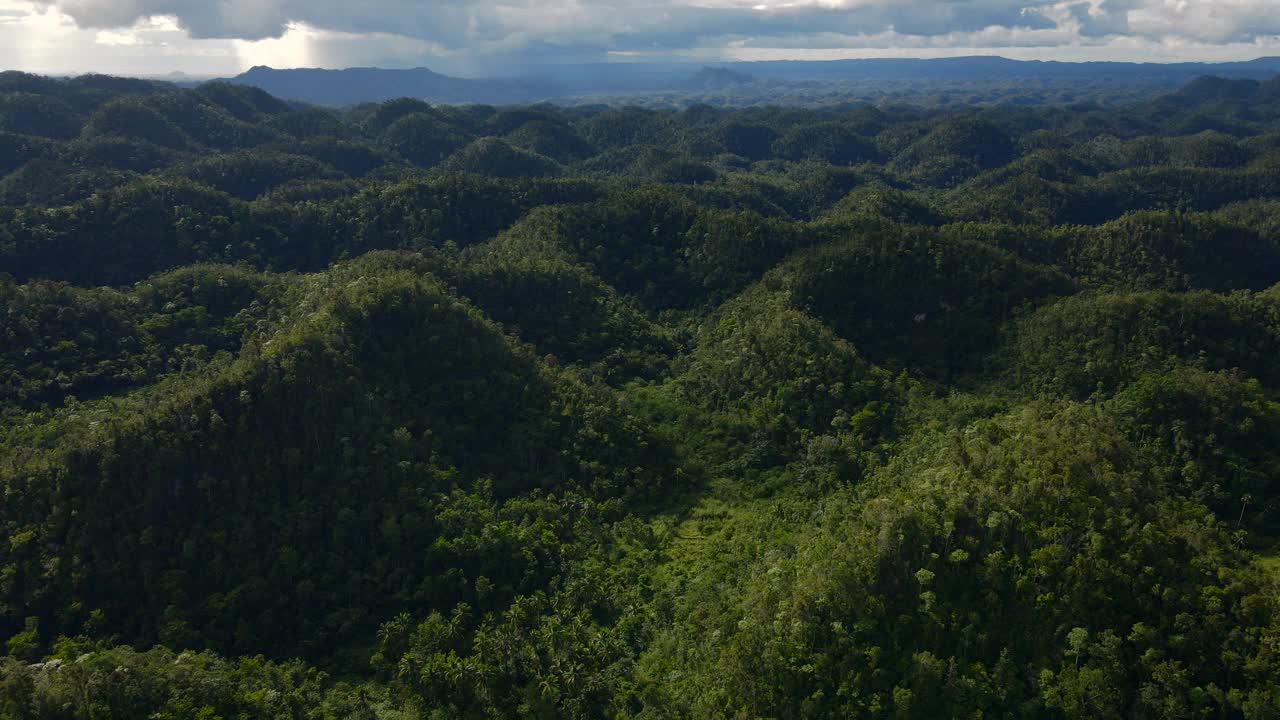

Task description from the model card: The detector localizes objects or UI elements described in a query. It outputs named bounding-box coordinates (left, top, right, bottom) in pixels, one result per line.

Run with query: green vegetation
left=2, top=71, right=1280, bottom=718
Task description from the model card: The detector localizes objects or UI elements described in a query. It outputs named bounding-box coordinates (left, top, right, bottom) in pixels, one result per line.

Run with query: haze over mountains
left=226, top=56, right=1280, bottom=107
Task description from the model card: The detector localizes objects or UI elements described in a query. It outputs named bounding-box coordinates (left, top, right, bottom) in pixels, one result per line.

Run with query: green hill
left=2, top=73, right=1280, bottom=720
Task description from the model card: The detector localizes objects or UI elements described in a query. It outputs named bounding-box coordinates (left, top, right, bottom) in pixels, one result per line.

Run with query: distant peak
left=692, top=66, right=755, bottom=89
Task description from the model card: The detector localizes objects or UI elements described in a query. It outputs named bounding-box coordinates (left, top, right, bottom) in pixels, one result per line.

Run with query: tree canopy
left=2, top=72, right=1280, bottom=719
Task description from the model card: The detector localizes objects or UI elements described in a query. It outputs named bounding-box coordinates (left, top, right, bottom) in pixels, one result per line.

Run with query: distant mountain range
left=225, top=56, right=1280, bottom=107
left=229, top=66, right=558, bottom=105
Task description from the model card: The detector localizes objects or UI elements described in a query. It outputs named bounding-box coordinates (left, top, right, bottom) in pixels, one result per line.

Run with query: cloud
left=1126, top=0, right=1280, bottom=44
left=19, top=0, right=1074, bottom=73
left=29, top=0, right=1064, bottom=45
left=26, top=0, right=1280, bottom=56
left=3, top=0, right=1280, bottom=75
left=1068, top=0, right=1140, bottom=37
left=0, top=0, right=239, bottom=75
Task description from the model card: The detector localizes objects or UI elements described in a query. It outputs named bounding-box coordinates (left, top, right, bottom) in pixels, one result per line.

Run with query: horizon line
left=6, top=52, right=1280, bottom=81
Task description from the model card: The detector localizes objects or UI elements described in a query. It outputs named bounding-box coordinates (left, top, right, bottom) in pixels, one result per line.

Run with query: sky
left=1, top=0, right=1279, bottom=77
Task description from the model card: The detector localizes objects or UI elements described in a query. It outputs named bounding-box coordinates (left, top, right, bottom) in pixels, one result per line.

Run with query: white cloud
left=1126, top=0, right=1280, bottom=43
left=0, top=0, right=240, bottom=75
left=94, top=28, right=141, bottom=44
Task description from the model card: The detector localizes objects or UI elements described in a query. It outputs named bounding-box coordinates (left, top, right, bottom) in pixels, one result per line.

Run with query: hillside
left=1, top=72, right=1280, bottom=718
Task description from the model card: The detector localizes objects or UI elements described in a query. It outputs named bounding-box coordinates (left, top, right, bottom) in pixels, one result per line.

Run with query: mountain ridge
left=224, top=55, right=1280, bottom=106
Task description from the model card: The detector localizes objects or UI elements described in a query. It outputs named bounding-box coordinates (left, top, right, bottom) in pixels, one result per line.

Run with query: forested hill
left=223, top=56, right=1280, bottom=106
left=2, top=71, right=1280, bottom=718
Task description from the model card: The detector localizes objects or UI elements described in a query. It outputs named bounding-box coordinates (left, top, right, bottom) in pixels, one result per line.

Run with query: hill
left=2, top=72, right=1280, bottom=719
